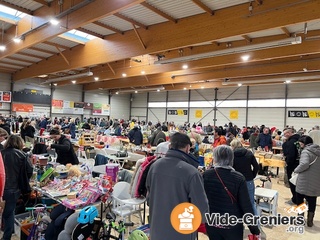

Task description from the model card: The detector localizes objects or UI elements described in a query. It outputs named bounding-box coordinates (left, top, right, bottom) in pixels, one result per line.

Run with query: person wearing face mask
left=294, top=135, right=320, bottom=227
left=146, top=132, right=208, bottom=240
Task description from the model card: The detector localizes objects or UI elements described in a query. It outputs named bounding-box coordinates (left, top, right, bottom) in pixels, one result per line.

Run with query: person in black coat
left=47, top=129, right=79, bottom=165
left=2, top=135, right=33, bottom=240
left=282, top=128, right=301, bottom=205
left=128, top=125, right=143, bottom=145
left=203, top=145, right=260, bottom=240
left=230, top=139, right=259, bottom=215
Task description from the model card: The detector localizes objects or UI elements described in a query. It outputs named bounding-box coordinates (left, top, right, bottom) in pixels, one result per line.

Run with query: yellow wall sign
left=230, top=110, right=238, bottom=119
left=195, top=110, right=202, bottom=118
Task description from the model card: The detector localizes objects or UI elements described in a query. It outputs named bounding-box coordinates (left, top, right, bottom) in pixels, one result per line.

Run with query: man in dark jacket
left=256, top=127, right=273, bottom=151
left=0, top=117, right=11, bottom=136
left=48, top=129, right=79, bottom=165
left=146, top=132, right=208, bottom=240
left=128, top=125, right=143, bottom=145
left=148, top=126, right=166, bottom=146
left=282, top=128, right=300, bottom=205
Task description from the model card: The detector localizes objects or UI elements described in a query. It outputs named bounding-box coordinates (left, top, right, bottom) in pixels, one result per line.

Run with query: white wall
left=131, top=92, right=147, bottom=120
left=110, top=94, right=130, bottom=120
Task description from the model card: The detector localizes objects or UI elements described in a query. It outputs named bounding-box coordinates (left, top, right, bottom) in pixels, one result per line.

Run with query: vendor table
left=255, top=153, right=286, bottom=176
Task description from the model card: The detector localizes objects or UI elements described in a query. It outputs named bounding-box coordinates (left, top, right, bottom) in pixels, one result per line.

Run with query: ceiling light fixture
left=94, top=77, right=99, bottom=81
left=134, top=90, right=138, bottom=93
left=122, top=73, right=127, bottom=77
left=43, top=71, right=93, bottom=84
left=13, top=37, right=22, bottom=43
left=71, top=80, right=76, bottom=84
left=53, top=83, right=57, bottom=86
left=241, top=55, right=250, bottom=61
left=113, top=86, right=165, bottom=94
left=50, top=18, right=60, bottom=25
left=0, top=45, right=5, bottom=51
left=182, top=64, right=188, bottom=69
left=154, top=37, right=302, bottom=64
left=222, top=74, right=320, bottom=86
left=141, top=71, right=145, bottom=74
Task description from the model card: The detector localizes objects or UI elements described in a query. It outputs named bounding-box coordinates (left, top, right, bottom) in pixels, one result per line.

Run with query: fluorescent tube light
left=154, top=37, right=302, bottom=64
left=43, top=71, right=93, bottom=84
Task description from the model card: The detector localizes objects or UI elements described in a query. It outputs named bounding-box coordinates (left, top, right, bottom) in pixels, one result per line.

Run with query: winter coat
left=128, top=127, right=143, bottom=145
left=233, top=148, right=259, bottom=181
left=50, top=135, right=79, bottom=165
left=294, top=144, right=320, bottom=197
left=249, top=133, right=259, bottom=148
left=146, top=149, right=208, bottom=240
left=282, top=134, right=300, bottom=169
left=256, top=133, right=272, bottom=149
left=203, top=166, right=260, bottom=236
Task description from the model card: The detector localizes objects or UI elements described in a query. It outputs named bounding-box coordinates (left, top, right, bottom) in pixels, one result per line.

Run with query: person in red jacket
left=212, top=128, right=227, bottom=148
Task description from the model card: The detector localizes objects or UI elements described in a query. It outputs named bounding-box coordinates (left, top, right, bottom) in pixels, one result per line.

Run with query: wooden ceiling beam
left=93, top=21, right=124, bottom=35
left=0, top=1, right=33, bottom=15
left=0, top=61, right=27, bottom=68
left=16, top=52, right=45, bottom=60
left=51, top=38, right=320, bottom=86
left=76, top=27, right=104, bottom=39
left=281, top=27, right=291, bottom=37
left=1, top=0, right=146, bottom=59
left=242, top=35, right=252, bottom=43
left=83, top=59, right=320, bottom=90
left=12, top=0, right=320, bottom=81
left=192, top=0, right=214, bottom=15
left=6, top=56, right=36, bottom=64
left=114, top=13, right=148, bottom=30
left=140, top=2, right=177, bottom=23
left=43, top=41, right=67, bottom=50
left=29, top=46, right=57, bottom=55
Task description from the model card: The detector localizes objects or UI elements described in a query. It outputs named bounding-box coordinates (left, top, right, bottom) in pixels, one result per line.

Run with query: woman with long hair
left=1, top=135, right=33, bottom=240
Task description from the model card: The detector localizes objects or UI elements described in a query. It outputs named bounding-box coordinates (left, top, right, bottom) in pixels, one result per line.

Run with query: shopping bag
left=289, top=172, right=298, bottom=185
left=248, top=234, right=260, bottom=240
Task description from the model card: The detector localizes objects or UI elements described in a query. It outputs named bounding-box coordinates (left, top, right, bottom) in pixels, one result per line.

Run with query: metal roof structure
left=0, top=0, right=320, bottom=94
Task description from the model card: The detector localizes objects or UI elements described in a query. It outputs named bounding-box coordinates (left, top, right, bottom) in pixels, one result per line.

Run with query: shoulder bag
left=214, top=168, right=237, bottom=204
left=290, top=156, right=318, bottom=185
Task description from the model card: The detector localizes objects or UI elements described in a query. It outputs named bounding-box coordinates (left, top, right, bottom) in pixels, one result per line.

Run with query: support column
left=284, top=84, right=288, bottom=128
left=165, top=91, right=168, bottom=123
left=213, top=88, right=218, bottom=127
left=187, top=89, right=191, bottom=123
left=245, top=86, right=249, bottom=127
left=146, top=92, right=149, bottom=122
left=50, top=84, right=54, bottom=118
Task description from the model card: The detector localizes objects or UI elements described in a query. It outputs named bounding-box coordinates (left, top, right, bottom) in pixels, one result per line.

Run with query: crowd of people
left=0, top=113, right=320, bottom=239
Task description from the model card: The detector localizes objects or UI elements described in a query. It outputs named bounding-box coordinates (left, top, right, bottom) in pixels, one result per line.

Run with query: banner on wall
left=12, top=103, right=34, bottom=112
left=0, top=91, right=12, bottom=102
left=230, top=110, right=239, bottom=119
left=74, top=102, right=84, bottom=108
left=92, top=103, right=111, bottom=115
left=288, top=110, right=320, bottom=118
left=168, top=109, right=188, bottom=115
left=195, top=110, right=202, bottom=118
left=84, top=102, right=93, bottom=109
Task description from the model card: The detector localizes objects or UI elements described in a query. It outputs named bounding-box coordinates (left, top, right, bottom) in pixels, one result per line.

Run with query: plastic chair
left=111, top=182, right=146, bottom=225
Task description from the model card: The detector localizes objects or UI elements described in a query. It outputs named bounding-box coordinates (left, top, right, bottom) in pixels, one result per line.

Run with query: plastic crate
left=14, top=212, right=33, bottom=239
